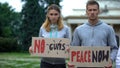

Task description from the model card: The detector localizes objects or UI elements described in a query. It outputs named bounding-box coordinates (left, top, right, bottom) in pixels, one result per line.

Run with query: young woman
left=29, top=4, right=70, bottom=68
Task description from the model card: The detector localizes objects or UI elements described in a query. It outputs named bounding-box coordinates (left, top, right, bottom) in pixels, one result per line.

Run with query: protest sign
left=69, top=46, right=110, bottom=67
left=31, top=37, right=70, bottom=58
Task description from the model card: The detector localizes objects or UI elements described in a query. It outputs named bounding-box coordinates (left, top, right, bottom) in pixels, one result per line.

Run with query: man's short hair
left=86, top=0, right=99, bottom=9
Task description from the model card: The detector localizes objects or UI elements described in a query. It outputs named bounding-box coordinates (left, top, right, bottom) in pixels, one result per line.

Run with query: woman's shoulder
left=63, top=24, right=69, bottom=29
left=40, top=26, right=44, bottom=29
left=62, top=25, right=70, bottom=31
left=40, top=26, right=46, bottom=32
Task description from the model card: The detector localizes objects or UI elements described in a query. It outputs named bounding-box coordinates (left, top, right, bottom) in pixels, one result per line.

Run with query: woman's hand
left=29, top=46, right=33, bottom=54
left=66, top=46, right=70, bottom=53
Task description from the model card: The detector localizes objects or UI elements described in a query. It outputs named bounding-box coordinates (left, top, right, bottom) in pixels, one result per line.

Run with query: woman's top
left=39, top=24, right=70, bottom=64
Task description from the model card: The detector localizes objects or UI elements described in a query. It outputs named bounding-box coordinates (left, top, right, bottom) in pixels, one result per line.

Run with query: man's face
left=86, top=5, right=99, bottom=21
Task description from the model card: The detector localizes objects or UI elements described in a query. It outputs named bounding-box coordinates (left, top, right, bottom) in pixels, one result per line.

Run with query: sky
left=61, top=0, right=87, bottom=16
left=0, top=0, right=87, bottom=17
left=0, top=0, right=23, bottom=12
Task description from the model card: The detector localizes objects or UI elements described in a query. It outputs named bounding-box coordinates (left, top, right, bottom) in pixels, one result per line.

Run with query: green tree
left=0, top=3, right=13, bottom=37
left=21, top=0, right=45, bottom=51
left=0, top=2, right=22, bottom=52
left=0, top=3, right=21, bottom=37
left=20, top=0, right=63, bottom=51
left=40, top=0, right=63, bottom=11
left=11, top=12, right=22, bottom=38
left=45, top=0, right=62, bottom=6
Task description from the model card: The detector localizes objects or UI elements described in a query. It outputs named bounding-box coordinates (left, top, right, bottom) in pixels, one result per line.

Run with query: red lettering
left=72, top=50, right=91, bottom=63
left=84, top=51, right=87, bottom=62
left=71, top=51, right=76, bottom=62
left=77, top=51, right=81, bottom=62
left=88, top=50, right=91, bottom=62
left=80, top=51, right=84, bottom=62
left=34, top=40, right=40, bottom=53
left=41, top=39, right=45, bottom=53
left=71, top=50, right=92, bottom=63
left=34, top=39, right=45, bottom=53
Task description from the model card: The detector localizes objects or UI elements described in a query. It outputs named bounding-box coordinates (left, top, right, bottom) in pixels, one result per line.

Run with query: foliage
left=39, top=0, right=63, bottom=12
left=20, top=0, right=63, bottom=51
left=0, top=0, right=63, bottom=52
left=0, top=2, right=22, bottom=52
left=0, top=37, right=20, bottom=52
left=0, top=2, right=21, bottom=37
left=20, top=0, right=45, bottom=51
left=0, top=3, right=12, bottom=37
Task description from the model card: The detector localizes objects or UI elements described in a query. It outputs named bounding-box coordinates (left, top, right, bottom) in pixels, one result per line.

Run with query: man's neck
left=89, top=19, right=98, bottom=26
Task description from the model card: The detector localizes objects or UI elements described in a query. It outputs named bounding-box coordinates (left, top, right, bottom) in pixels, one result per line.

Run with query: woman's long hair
left=42, top=4, right=64, bottom=32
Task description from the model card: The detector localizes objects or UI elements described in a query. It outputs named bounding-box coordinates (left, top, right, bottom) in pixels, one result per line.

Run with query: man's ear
left=98, top=9, right=101, bottom=14
left=85, top=10, right=88, bottom=15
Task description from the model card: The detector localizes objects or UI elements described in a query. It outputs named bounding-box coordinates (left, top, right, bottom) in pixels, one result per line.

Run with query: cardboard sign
left=31, top=37, right=70, bottom=58
left=69, top=46, right=110, bottom=67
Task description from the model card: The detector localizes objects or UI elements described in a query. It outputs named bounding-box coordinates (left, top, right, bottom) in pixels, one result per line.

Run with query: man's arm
left=108, top=27, right=118, bottom=62
left=71, top=28, right=81, bottom=46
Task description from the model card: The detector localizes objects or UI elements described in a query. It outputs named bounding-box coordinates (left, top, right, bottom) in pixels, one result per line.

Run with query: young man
left=71, top=0, right=118, bottom=68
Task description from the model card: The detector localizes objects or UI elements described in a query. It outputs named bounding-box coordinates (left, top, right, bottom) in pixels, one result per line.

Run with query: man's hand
left=67, top=62, right=75, bottom=68
left=104, top=60, right=112, bottom=68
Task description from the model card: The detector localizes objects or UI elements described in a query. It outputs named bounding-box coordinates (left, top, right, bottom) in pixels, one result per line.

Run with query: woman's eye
left=50, top=13, right=53, bottom=16
left=50, top=13, right=58, bottom=16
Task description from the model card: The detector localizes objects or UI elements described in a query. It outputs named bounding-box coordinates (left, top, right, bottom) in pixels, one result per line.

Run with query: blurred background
left=0, top=0, right=120, bottom=68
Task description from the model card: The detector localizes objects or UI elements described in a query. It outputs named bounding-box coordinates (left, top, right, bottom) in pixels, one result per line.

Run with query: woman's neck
left=50, top=23, right=58, bottom=31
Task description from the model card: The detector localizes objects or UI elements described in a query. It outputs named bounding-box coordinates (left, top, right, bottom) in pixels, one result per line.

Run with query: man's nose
left=91, top=10, right=94, bottom=13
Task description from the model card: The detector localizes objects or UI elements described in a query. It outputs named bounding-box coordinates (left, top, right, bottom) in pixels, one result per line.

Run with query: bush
left=0, top=37, right=20, bottom=52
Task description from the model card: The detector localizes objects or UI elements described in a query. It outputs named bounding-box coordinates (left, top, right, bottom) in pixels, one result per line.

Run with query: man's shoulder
left=100, top=21, right=114, bottom=31
left=76, top=23, right=86, bottom=28
left=101, top=22, right=112, bottom=28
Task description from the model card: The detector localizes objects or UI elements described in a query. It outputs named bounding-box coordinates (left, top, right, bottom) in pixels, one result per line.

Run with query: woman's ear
left=46, top=14, right=49, bottom=20
left=47, top=16, right=50, bottom=22
left=46, top=13, right=48, bottom=18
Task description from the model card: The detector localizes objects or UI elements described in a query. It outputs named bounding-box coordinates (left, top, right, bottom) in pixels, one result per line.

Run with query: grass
left=0, top=52, right=116, bottom=68
left=0, top=52, right=40, bottom=68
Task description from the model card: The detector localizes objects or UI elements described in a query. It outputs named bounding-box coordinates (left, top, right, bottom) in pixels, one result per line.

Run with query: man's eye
left=88, top=9, right=92, bottom=11
left=93, top=9, right=97, bottom=11
left=54, top=13, right=58, bottom=16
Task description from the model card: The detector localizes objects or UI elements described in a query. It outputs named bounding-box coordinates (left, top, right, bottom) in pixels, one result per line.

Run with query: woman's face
left=47, top=9, right=60, bottom=24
